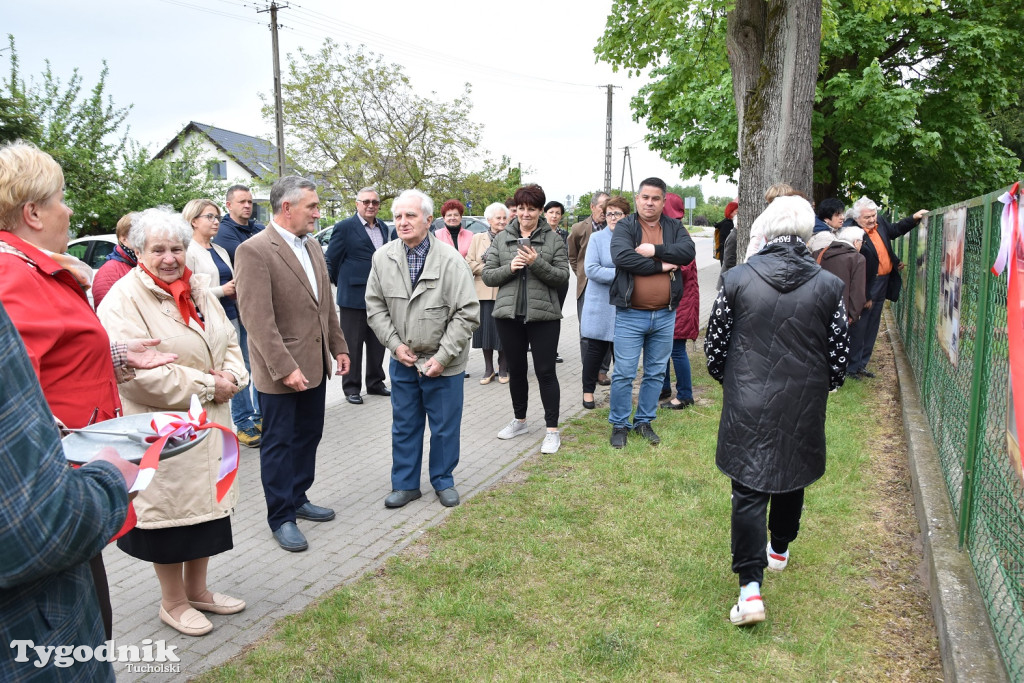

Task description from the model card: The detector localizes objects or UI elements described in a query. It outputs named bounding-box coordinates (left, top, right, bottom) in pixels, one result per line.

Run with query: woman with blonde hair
left=182, top=199, right=261, bottom=448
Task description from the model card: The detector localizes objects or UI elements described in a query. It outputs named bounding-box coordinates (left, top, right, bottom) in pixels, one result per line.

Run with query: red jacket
left=92, top=245, right=136, bottom=310
left=672, top=260, right=700, bottom=341
left=0, top=232, right=121, bottom=427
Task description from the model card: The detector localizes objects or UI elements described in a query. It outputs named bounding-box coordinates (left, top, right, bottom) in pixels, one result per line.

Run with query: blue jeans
left=230, top=317, right=261, bottom=431
left=390, top=359, right=463, bottom=492
left=609, top=307, right=674, bottom=428
left=662, top=338, right=693, bottom=401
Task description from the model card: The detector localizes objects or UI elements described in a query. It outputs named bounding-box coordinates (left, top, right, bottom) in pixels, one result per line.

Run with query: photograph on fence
left=915, top=215, right=929, bottom=316
left=938, top=206, right=966, bottom=366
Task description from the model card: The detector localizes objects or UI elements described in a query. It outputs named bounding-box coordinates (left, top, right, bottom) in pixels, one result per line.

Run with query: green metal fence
left=890, top=186, right=1024, bottom=681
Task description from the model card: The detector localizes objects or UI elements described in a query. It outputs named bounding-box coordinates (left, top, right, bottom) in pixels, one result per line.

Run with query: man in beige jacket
left=235, top=176, right=350, bottom=552
left=365, top=189, right=479, bottom=510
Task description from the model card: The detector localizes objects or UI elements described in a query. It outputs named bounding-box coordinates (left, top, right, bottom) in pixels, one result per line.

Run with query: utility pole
left=259, top=1, right=289, bottom=177
left=619, top=146, right=634, bottom=195
left=600, top=84, right=619, bottom=194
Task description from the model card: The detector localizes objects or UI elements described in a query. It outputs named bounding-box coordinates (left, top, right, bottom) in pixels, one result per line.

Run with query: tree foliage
left=271, top=40, right=488, bottom=205
left=2, top=35, right=223, bottom=235
left=595, top=0, right=1023, bottom=210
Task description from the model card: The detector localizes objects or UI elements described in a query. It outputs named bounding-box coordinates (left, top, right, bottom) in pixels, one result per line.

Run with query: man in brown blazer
left=567, top=191, right=610, bottom=381
left=235, top=175, right=350, bottom=552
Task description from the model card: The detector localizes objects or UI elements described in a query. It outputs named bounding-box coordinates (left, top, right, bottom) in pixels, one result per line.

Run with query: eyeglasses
left=358, top=199, right=381, bottom=206
left=604, top=211, right=625, bottom=219
left=199, top=213, right=220, bottom=222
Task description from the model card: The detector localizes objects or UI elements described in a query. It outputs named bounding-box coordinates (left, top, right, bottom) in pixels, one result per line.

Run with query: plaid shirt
left=0, top=302, right=126, bottom=682
left=406, top=237, right=430, bottom=286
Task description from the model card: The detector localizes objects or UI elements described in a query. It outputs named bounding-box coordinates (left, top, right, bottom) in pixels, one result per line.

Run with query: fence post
left=957, top=193, right=996, bottom=547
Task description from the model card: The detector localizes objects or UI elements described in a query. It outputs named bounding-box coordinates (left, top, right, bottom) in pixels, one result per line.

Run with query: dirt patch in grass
left=854, top=324, right=943, bottom=680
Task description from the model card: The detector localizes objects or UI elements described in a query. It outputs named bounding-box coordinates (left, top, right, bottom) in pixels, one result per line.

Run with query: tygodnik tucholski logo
left=10, top=638, right=181, bottom=673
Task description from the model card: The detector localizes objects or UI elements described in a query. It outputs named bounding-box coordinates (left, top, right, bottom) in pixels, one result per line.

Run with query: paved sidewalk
left=107, top=237, right=721, bottom=681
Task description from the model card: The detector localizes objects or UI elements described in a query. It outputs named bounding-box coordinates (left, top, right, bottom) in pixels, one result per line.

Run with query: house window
left=207, top=160, right=227, bottom=179
left=255, top=202, right=269, bottom=223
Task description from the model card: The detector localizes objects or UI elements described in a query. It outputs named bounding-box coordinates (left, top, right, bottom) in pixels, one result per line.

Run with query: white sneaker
left=730, top=594, right=766, bottom=626
left=541, top=430, right=561, bottom=454
left=767, top=543, right=789, bottom=571
left=497, top=419, right=529, bottom=440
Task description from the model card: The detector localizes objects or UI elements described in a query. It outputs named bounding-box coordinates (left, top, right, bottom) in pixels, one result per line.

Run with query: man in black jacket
left=326, top=187, right=392, bottom=404
left=846, top=196, right=927, bottom=378
left=214, top=184, right=266, bottom=447
left=608, top=177, right=695, bottom=448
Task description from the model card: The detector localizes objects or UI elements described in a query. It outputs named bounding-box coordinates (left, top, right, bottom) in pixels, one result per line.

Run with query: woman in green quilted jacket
left=482, top=184, right=569, bottom=455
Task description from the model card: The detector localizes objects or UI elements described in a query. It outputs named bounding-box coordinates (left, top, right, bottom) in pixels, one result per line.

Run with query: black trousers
left=581, top=338, right=614, bottom=394
left=576, top=291, right=611, bottom=373
left=89, top=554, right=112, bottom=639
left=495, top=318, right=561, bottom=428
left=339, top=306, right=387, bottom=396
left=258, top=376, right=328, bottom=531
left=731, top=479, right=805, bottom=585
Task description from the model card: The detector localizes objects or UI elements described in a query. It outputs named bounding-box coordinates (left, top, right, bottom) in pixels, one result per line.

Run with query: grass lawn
left=199, top=327, right=942, bottom=681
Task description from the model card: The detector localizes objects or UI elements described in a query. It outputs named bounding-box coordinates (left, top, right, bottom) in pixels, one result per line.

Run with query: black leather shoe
left=295, top=502, right=335, bottom=522
left=597, top=374, right=611, bottom=386
left=555, top=354, right=564, bottom=363
left=847, top=371, right=862, bottom=380
left=346, top=394, right=363, bottom=405
left=859, top=370, right=876, bottom=378
left=384, top=489, right=422, bottom=508
left=610, top=427, right=629, bottom=449
left=633, top=422, right=661, bottom=445
left=659, top=388, right=672, bottom=400
left=272, top=521, right=308, bottom=552
left=436, top=487, right=460, bottom=507
left=583, top=398, right=596, bottom=410
left=367, top=387, right=391, bottom=396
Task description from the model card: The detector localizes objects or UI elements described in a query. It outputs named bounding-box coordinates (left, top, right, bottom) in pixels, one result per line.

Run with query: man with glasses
left=327, top=187, right=392, bottom=404
left=568, top=191, right=611, bottom=382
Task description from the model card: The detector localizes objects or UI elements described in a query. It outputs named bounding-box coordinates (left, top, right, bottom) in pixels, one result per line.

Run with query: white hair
left=836, top=226, right=865, bottom=246
left=128, top=206, right=192, bottom=253
left=851, top=196, right=879, bottom=220
left=392, top=189, right=433, bottom=218
left=759, top=195, right=815, bottom=242
left=483, top=202, right=509, bottom=221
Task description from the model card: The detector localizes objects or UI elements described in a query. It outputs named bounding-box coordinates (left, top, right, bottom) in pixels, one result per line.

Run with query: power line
left=284, top=4, right=596, bottom=91
left=150, top=0, right=262, bottom=24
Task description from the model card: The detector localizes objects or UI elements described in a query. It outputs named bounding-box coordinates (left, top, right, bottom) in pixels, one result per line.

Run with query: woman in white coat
left=98, top=207, right=248, bottom=638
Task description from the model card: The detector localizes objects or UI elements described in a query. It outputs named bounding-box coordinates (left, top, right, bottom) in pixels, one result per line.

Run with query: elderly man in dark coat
left=705, top=195, right=849, bottom=626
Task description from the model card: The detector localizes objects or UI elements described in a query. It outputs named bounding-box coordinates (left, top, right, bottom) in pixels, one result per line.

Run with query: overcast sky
left=4, top=0, right=738, bottom=209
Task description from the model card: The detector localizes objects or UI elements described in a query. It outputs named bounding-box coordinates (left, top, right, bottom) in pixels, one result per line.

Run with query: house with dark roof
left=155, top=121, right=301, bottom=222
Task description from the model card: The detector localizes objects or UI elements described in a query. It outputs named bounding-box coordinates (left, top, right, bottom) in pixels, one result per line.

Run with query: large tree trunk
left=727, top=0, right=822, bottom=261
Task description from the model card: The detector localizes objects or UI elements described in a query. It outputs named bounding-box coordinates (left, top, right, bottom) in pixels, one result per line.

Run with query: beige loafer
left=189, top=592, right=246, bottom=615
left=159, top=606, right=213, bottom=636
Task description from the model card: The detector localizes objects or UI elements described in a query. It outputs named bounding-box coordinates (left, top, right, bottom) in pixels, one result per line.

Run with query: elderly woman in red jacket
left=0, top=141, right=174, bottom=640
left=660, top=193, right=700, bottom=408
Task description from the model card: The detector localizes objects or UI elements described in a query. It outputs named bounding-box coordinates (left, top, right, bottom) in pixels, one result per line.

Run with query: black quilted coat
left=705, top=237, right=849, bottom=493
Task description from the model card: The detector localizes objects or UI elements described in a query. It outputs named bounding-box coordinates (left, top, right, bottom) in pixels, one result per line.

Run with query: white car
left=67, top=234, right=118, bottom=308
left=67, top=234, right=118, bottom=271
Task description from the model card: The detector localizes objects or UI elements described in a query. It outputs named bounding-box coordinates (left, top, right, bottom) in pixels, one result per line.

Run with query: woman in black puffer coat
left=704, top=195, right=850, bottom=627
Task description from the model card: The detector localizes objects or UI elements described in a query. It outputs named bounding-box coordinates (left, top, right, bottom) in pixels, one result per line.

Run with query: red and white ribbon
left=144, top=394, right=241, bottom=502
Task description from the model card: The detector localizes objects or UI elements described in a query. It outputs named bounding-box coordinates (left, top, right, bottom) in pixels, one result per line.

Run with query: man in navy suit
left=327, top=187, right=392, bottom=405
